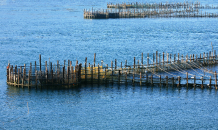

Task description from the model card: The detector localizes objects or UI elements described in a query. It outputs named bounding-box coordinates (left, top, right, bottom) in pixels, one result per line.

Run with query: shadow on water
left=6, top=82, right=218, bottom=98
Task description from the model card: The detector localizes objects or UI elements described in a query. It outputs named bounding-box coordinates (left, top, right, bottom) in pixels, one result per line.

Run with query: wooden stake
left=39, top=54, right=41, bottom=71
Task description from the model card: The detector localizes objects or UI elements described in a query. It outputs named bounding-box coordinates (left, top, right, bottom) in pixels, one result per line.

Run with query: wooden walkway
left=6, top=50, right=218, bottom=89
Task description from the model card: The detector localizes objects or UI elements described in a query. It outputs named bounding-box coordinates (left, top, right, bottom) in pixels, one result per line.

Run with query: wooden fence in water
left=107, top=2, right=218, bottom=9
left=84, top=1, right=218, bottom=19
left=6, top=50, right=218, bottom=89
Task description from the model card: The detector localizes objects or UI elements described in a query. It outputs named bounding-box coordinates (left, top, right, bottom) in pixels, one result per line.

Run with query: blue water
left=1, top=0, right=218, bottom=129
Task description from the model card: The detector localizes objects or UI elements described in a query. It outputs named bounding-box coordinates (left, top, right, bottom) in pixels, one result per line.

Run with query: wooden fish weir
left=7, top=50, right=218, bottom=89
left=107, top=2, right=218, bottom=9
left=84, top=2, right=218, bottom=19
left=6, top=55, right=82, bottom=89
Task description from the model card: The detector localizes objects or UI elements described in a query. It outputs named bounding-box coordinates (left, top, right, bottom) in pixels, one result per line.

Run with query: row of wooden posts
left=6, top=50, right=218, bottom=89
left=84, top=1, right=218, bottom=19
left=107, top=2, right=218, bottom=9
left=84, top=8, right=218, bottom=19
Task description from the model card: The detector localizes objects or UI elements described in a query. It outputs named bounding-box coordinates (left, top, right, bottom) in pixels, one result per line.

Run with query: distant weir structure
left=84, top=1, right=218, bottom=19
left=6, top=50, right=218, bottom=89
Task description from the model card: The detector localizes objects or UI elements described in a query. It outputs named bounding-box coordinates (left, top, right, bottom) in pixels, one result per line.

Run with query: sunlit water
left=1, top=0, right=218, bottom=129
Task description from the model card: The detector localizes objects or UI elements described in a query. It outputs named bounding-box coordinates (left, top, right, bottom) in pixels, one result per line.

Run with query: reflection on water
left=2, top=84, right=218, bottom=129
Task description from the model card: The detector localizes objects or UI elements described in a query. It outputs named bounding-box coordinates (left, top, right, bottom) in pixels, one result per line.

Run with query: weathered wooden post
left=151, top=74, right=153, bottom=85
left=18, top=68, right=20, bottom=87
left=98, top=64, right=100, bottom=83
left=63, top=66, right=65, bottom=84
left=166, top=76, right=168, bottom=87
left=186, top=72, right=188, bottom=87
left=209, top=76, right=212, bottom=88
left=91, top=65, right=93, bottom=84
left=115, top=59, right=117, bottom=70
left=67, top=66, right=70, bottom=87
left=28, top=70, right=31, bottom=89
left=134, top=57, right=135, bottom=69
left=22, top=68, right=25, bottom=88
left=215, top=71, right=217, bottom=89
left=147, top=53, right=149, bottom=66
left=201, top=76, right=204, bottom=89
left=111, top=61, right=113, bottom=83
left=141, top=53, right=143, bottom=65
left=7, top=64, right=9, bottom=82
left=35, top=70, right=37, bottom=88
left=172, top=77, right=174, bottom=86
left=94, top=53, right=96, bottom=67
left=159, top=75, right=161, bottom=86
left=39, top=54, right=41, bottom=71
left=156, top=51, right=158, bottom=65
left=125, top=72, right=127, bottom=84
left=146, top=73, right=148, bottom=84
left=177, top=76, right=181, bottom=87
left=178, top=53, right=180, bottom=63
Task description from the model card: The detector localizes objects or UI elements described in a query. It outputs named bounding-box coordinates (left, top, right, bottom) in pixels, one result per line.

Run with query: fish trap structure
left=6, top=50, right=218, bottom=89
left=84, top=1, right=218, bottom=19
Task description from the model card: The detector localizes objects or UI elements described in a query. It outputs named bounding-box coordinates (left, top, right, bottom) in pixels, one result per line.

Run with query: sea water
left=0, top=0, right=218, bottom=129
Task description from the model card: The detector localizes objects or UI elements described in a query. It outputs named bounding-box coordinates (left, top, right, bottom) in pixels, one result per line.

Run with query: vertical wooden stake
left=186, top=72, right=188, bottom=87
left=91, top=65, right=93, bottom=83
left=178, top=76, right=181, bottom=87
left=94, top=53, right=96, bottom=67
left=166, top=76, right=168, bottom=87
left=151, top=75, right=153, bottom=85
left=35, top=70, right=37, bottom=88
left=194, top=75, right=196, bottom=88
left=18, top=69, right=20, bottom=87
left=28, top=70, right=30, bottom=89
left=209, top=76, right=212, bottom=88
left=159, top=75, right=161, bottom=86
left=98, top=64, right=100, bottom=83
left=141, top=53, right=143, bottom=65
left=147, top=53, right=149, bottom=66
left=39, top=54, right=41, bottom=71
left=201, top=76, right=204, bottom=89
left=172, top=77, right=174, bottom=86
left=146, top=73, right=148, bottom=84
left=215, top=71, right=217, bottom=89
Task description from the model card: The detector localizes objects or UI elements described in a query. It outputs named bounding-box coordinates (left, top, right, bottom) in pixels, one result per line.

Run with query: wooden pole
left=28, top=70, right=30, bottom=89
left=156, top=51, right=158, bottom=65
left=215, top=71, right=217, bottom=89
left=18, top=69, right=20, bottom=87
left=144, top=72, right=147, bottom=84
left=151, top=75, right=153, bottom=85
left=194, top=75, right=196, bottom=88
left=172, top=77, right=174, bottom=86
left=186, top=72, right=188, bottom=87
left=94, top=53, right=96, bottom=67
left=147, top=53, right=149, bottom=66
left=178, top=76, right=181, bottom=87
left=166, top=76, right=168, bottom=87
left=201, top=76, right=204, bottom=89
left=134, top=57, right=135, bottom=69
left=39, top=54, right=41, bottom=71
left=209, top=76, right=212, bottom=88
left=98, top=64, right=100, bottom=83
left=91, top=65, right=93, bottom=83
left=141, top=53, right=143, bottom=65
left=159, top=75, right=161, bottom=86
left=35, top=70, right=37, bottom=88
